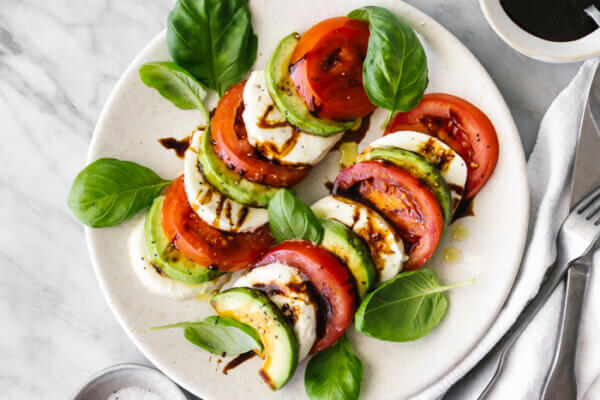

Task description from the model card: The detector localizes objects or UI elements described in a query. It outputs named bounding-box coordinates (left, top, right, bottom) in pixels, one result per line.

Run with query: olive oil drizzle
left=443, top=246, right=462, bottom=264
left=451, top=224, right=468, bottom=241
left=338, top=142, right=358, bottom=170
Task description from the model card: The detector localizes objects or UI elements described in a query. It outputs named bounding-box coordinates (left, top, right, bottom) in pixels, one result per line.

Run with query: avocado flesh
left=265, top=33, right=356, bottom=136
left=359, top=147, right=453, bottom=224
left=211, top=287, right=299, bottom=390
left=197, top=127, right=278, bottom=208
left=320, top=218, right=376, bottom=298
left=144, top=196, right=224, bottom=284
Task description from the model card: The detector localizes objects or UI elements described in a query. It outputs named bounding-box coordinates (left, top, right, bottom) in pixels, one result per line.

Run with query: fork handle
left=540, top=263, right=590, bottom=400
left=444, top=254, right=573, bottom=400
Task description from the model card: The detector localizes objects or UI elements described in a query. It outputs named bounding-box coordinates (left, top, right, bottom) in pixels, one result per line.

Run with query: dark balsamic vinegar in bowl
left=500, top=0, right=600, bottom=42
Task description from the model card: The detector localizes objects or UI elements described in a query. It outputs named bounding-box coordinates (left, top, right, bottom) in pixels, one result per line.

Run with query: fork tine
left=575, top=185, right=600, bottom=213
left=584, top=201, right=600, bottom=221
left=582, top=195, right=600, bottom=219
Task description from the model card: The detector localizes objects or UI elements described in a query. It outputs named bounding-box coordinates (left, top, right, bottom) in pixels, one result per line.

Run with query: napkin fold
left=417, top=58, right=600, bottom=400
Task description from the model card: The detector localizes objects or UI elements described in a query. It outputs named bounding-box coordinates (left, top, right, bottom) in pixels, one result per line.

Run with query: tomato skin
left=290, top=17, right=375, bottom=121
left=253, top=240, right=356, bottom=353
left=334, top=161, right=444, bottom=270
left=161, top=176, right=274, bottom=271
left=211, top=81, right=310, bottom=188
left=386, top=93, right=499, bottom=198
left=290, top=17, right=362, bottom=63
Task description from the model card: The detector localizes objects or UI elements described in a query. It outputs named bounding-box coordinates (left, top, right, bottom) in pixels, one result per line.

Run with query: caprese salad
left=68, top=1, right=498, bottom=399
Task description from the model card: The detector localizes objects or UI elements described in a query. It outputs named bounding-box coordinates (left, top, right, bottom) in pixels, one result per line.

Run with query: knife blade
left=569, top=65, right=600, bottom=207
left=590, top=63, right=600, bottom=134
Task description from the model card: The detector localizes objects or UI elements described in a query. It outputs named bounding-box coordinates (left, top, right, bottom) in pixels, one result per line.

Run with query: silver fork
left=445, top=185, right=600, bottom=399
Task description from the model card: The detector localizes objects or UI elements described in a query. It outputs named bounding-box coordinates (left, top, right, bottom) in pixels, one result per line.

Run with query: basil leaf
left=167, top=0, right=258, bottom=96
left=305, top=335, right=363, bottom=400
left=268, top=189, right=323, bottom=244
left=153, top=316, right=263, bottom=356
left=348, top=6, right=428, bottom=125
left=67, top=158, right=171, bottom=228
left=355, top=269, right=473, bottom=341
left=139, top=61, right=210, bottom=120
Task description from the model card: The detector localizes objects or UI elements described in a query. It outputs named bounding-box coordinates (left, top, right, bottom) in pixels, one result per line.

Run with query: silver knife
left=444, top=62, right=600, bottom=400
left=539, top=65, right=600, bottom=399
left=568, top=76, right=600, bottom=207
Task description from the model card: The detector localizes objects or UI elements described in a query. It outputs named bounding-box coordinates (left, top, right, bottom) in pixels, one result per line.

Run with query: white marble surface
left=0, top=0, right=583, bottom=399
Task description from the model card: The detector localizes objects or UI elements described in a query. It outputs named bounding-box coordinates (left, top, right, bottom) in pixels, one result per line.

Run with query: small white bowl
left=71, top=364, right=189, bottom=400
left=480, top=0, right=600, bottom=63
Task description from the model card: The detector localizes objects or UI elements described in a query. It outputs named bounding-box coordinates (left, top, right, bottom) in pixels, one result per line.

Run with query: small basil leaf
left=153, top=316, right=263, bottom=356
left=355, top=269, right=473, bottom=341
left=348, top=6, right=428, bottom=124
left=305, top=335, right=363, bottom=400
left=139, top=61, right=210, bottom=120
left=267, top=189, right=323, bottom=244
left=67, top=158, right=171, bottom=228
left=167, top=0, right=258, bottom=96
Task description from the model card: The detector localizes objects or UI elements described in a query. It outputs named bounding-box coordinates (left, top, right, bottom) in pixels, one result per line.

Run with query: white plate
left=85, top=0, right=529, bottom=399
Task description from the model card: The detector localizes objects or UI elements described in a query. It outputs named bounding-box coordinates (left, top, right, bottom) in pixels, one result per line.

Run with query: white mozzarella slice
left=242, top=70, right=343, bottom=166
left=311, top=195, right=407, bottom=282
left=364, top=131, right=468, bottom=209
left=184, top=129, right=268, bottom=232
left=233, top=263, right=317, bottom=361
left=128, top=219, right=228, bottom=301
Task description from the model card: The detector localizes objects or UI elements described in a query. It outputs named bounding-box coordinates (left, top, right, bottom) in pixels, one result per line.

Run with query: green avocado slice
left=144, top=196, right=224, bottom=284
left=359, top=147, right=453, bottom=224
left=320, top=218, right=376, bottom=298
left=265, top=33, right=356, bottom=136
left=197, top=127, right=279, bottom=208
left=211, top=287, right=299, bottom=390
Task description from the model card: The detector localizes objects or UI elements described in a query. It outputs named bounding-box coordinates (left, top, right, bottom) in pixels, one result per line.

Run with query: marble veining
left=0, top=0, right=581, bottom=399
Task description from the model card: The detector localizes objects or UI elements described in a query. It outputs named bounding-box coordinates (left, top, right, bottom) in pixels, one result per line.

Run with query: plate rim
left=84, top=2, right=530, bottom=398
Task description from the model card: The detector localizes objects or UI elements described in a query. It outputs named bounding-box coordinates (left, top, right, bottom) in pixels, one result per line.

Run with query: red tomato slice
left=253, top=240, right=356, bottom=353
left=161, top=176, right=274, bottom=271
left=211, top=81, right=310, bottom=188
left=386, top=93, right=499, bottom=198
left=334, top=161, right=444, bottom=270
left=290, top=17, right=375, bottom=121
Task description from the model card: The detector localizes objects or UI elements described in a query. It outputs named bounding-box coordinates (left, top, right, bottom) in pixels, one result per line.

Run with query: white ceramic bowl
left=480, top=0, right=600, bottom=63
left=71, top=364, right=189, bottom=400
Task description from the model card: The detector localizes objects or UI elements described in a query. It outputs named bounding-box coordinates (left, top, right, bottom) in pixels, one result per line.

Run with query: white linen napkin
left=415, top=58, right=600, bottom=400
